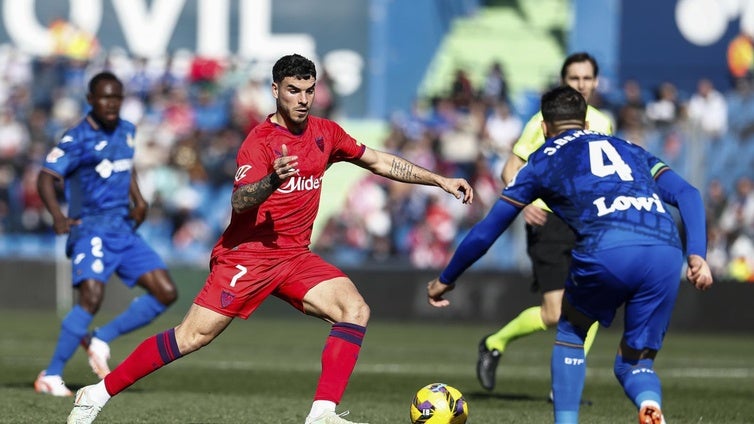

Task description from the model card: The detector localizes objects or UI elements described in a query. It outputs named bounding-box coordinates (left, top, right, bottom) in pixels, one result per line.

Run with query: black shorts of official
left=525, top=213, right=576, bottom=294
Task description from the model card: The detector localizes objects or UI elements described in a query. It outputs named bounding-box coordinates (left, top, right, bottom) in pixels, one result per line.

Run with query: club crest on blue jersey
left=46, top=147, right=65, bottom=163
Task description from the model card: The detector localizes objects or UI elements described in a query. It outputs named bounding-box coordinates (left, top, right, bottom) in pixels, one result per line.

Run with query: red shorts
left=193, top=250, right=347, bottom=319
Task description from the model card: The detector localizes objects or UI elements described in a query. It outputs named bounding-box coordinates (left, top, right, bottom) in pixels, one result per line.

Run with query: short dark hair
left=541, top=86, right=587, bottom=123
left=88, top=71, right=122, bottom=94
left=560, top=52, right=599, bottom=80
left=272, top=54, right=317, bottom=83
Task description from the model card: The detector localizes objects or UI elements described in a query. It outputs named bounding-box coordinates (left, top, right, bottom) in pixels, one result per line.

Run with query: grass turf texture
left=2, top=309, right=753, bottom=423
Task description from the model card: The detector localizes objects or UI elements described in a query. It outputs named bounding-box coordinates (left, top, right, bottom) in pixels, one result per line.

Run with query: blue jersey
left=41, top=115, right=166, bottom=281
left=42, top=115, right=136, bottom=221
left=502, top=129, right=681, bottom=254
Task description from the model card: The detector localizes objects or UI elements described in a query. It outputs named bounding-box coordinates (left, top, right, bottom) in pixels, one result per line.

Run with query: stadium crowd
left=1, top=46, right=752, bottom=282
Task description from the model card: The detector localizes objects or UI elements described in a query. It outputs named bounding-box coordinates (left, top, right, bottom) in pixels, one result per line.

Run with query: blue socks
left=94, top=294, right=167, bottom=342
left=614, top=356, right=662, bottom=408
left=44, top=295, right=168, bottom=377
left=551, top=318, right=587, bottom=424
left=46, top=305, right=93, bottom=376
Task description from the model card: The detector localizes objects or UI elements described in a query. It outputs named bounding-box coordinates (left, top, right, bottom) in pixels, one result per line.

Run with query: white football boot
left=67, top=385, right=104, bottom=424
left=305, top=410, right=368, bottom=424
left=34, top=371, right=73, bottom=397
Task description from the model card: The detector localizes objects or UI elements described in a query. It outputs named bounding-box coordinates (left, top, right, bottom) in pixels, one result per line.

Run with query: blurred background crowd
left=1, top=46, right=753, bottom=282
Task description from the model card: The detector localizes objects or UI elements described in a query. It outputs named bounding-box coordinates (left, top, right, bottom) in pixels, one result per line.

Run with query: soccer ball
left=409, top=383, right=468, bottom=424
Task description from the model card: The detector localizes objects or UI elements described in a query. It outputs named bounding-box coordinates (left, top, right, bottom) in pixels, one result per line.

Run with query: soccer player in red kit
left=67, top=54, right=473, bottom=424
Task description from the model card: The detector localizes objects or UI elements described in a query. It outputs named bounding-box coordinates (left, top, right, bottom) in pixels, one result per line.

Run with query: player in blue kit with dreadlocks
left=427, top=85, right=713, bottom=424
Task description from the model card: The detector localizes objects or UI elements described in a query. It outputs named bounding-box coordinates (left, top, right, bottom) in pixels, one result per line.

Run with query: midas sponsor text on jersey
left=593, top=193, right=666, bottom=217
left=276, top=175, right=323, bottom=193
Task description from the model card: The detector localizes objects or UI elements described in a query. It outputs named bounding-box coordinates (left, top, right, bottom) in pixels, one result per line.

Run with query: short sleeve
left=328, top=123, right=366, bottom=163
left=233, top=139, right=274, bottom=189
left=42, top=131, right=80, bottom=178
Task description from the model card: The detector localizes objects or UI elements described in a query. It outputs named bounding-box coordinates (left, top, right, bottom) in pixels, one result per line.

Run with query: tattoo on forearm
left=231, top=172, right=281, bottom=212
left=389, top=158, right=419, bottom=181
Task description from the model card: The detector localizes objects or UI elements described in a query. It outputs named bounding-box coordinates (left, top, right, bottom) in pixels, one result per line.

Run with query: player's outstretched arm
left=426, top=199, right=521, bottom=308
left=686, top=254, right=713, bottom=291
left=354, top=147, right=473, bottom=204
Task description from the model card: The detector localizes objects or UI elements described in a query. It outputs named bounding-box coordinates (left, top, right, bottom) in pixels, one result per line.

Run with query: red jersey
left=212, top=115, right=366, bottom=258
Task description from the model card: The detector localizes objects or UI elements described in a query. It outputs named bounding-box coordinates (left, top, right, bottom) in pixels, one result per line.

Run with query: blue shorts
left=67, top=224, right=166, bottom=287
left=565, top=245, right=682, bottom=351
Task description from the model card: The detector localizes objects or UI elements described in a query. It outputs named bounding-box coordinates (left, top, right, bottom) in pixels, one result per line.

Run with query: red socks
left=104, top=328, right=181, bottom=395
left=314, top=322, right=366, bottom=403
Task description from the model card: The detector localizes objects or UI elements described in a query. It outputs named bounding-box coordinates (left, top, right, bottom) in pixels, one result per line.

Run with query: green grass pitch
left=2, top=309, right=753, bottom=423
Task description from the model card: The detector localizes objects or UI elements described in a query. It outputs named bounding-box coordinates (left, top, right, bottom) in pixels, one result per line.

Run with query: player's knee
left=77, top=282, right=105, bottom=313
left=156, top=283, right=178, bottom=306
left=177, top=330, right=215, bottom=354
left=541, top=307, right=561, bottom=327
left=555, top=318, right=585, bottom=345
left=543, top=316, right=559, bottom=327
left=343, top=299, right=370, bottom=326
left=150, top=274, right=178, bottom=306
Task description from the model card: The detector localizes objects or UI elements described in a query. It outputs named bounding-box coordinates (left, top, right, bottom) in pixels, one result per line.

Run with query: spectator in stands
left=232, top=76, right=272, bottom=133
left=0, top=106, right=30, bottom=159
left=450, top=68, right=474, bottom=110
left=438, top=98, right=486, bottom=180
left=311, top=68, right=337, bottom=119
left=706, top=226, right=730, bottom=278
left=126, top=57, right=155, bottom=102
left=409, top=193, right=456, bottom=268
left=705, top=178, right=729, bottom=225
left=480, top=61, right=509, bottom=106
left=687, top=78, right=728, bottom=140
left=161, top=86, right=196, bottom=138
left=646, top=82, right=680, bottom=132
left=192, top=84, right=230, bottom=133
left=482, top=100, right=522, bottom=176
left=615, top=79, right=648, bottom=134
left=727, top=77, right=754, bottom=142
left=727, top=228, right=754, bottom=282
left=719, top=176, right=754, bottom=239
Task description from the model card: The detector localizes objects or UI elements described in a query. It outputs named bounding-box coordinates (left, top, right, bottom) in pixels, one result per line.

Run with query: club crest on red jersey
left=315, top=136, right=324, bottom=152
left=220, top=290, right=235, bottom=308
